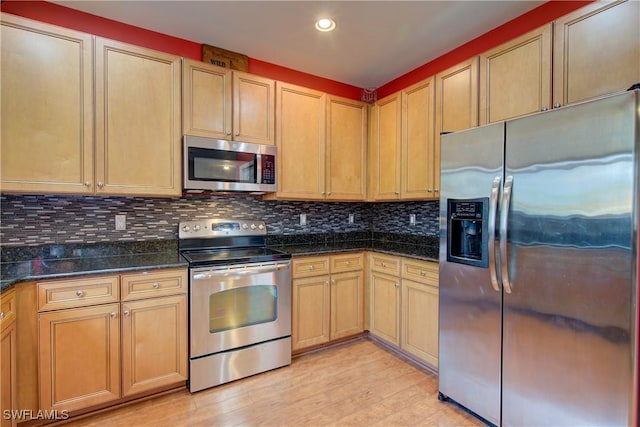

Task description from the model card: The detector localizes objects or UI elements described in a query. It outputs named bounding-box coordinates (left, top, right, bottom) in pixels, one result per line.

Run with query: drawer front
left=330, top=252, right=364, bottom=274
left=369, top=253, right=401, bottom=276
left=292, top=256, right=331, bottom=278
left=38, top=276, right=120, bottom=312
left=120, top=268, right=187, bottom=301
left=401, top=259, right=439, bottom=286
left=0, top=288, right=17, bottom=331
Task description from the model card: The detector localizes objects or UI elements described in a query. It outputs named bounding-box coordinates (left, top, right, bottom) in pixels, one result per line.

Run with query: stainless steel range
left=179, top=218, right=292, bottom=393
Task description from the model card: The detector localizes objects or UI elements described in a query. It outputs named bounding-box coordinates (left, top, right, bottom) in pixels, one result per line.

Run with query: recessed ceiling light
left=315, top=18, right=336, bottom=32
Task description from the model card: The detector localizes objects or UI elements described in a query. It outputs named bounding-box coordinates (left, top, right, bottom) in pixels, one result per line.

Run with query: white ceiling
left=54, top=1, right=545, bottom=89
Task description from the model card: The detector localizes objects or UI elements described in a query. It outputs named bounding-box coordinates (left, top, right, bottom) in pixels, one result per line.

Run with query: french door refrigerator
left=438, top=89, right=638, bottom=426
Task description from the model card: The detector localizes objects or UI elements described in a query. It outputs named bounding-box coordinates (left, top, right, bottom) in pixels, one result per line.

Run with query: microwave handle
left=256, top=154, right=262, bottom=184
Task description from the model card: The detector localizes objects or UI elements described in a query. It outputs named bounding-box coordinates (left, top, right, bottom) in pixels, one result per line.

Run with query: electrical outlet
left=409, top=214, right=416, bottom=226
left=348, top=214, right=355, bottom=224
left=115, top=214, right=127, bottom=231
left=299, top=213, right=307, bottom=226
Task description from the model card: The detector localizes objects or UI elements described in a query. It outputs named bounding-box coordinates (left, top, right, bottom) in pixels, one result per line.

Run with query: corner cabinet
left=95, top=38, right=182, bottom=196
left=0, top=14, right=94, bottom=195
left=553, top=0, right=640, bottom=107
left=292, top=253, right=364, bottom=352
left=182, top=59, right=275, bottom=145
left=369, top=92, right=402, bottom=200
left=37, top=269, right=187, bottom=413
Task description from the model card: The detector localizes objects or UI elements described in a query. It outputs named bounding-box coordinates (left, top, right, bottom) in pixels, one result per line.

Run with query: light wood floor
left=62, top=338, right=486, bottom=426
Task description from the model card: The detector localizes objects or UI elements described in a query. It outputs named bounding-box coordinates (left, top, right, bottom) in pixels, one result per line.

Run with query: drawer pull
left=76, top=290, right=84, bottom=297
left=152, top=282, right=159, bottom=289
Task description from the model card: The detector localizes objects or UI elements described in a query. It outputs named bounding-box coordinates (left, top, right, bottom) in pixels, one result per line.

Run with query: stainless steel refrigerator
left=438, top=89, right=638, bottom=426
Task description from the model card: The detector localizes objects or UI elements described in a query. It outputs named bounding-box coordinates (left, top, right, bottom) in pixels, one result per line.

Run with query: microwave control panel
left=261, top=155, right=276, bottom=184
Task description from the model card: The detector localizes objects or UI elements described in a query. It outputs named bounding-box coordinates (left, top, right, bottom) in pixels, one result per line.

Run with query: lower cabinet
left=1, top=289, right=17, bottom=427
left=369, top=253, right=439, bottom=369
left=37, top=268, right=187, bottom=413
left=292, top=253, right=364, bottom=352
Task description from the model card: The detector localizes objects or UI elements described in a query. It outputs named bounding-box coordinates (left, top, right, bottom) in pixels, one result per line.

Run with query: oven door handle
left=192, top=262, right=290, bottom=280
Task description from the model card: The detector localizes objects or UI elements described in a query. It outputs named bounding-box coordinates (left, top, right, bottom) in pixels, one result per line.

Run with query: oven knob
left=182, top=225, right=190, bottom=232
left=250, top=224, right=257, bottom=230
left=193, top=224, right=201, bottom=231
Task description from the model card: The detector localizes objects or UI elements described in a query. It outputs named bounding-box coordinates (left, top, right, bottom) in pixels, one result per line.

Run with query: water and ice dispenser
left=447, top=198, right=489, bottom=268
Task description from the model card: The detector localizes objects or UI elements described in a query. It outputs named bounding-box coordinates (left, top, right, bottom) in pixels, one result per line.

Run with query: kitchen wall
left=0, top=194, right=439, bottom=247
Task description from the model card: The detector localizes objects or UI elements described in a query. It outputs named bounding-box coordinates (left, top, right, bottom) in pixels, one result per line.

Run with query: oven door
left=189, top=261, right=291, bottom=358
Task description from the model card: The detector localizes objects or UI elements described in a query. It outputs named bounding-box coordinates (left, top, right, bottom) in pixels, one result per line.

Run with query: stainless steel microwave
left=183, top=136, right=276, bottom=193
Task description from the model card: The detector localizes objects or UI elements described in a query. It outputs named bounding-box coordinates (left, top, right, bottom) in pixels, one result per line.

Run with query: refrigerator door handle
left=500, top=175, right=514, bottom=294
left=488, top=176, right=501, bottom=292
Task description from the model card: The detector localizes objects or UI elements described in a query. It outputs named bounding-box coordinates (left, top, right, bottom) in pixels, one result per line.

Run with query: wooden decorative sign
left=202, top=44, right=249, bottom=72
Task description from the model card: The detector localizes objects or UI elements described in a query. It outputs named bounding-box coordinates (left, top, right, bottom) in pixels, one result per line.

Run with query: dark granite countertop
left=267, top=231, right=439, bottom=262
left=1, top=232, right=438, bottom=291
left=1, top=241, right=187, bottom=291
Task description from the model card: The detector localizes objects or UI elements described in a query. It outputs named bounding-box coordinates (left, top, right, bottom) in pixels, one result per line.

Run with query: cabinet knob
left=110, top=312, right=117, bottom=318
left=325, top=281, right=329, bottom=285
left=309, top=265, right=315, bottom=270
left=331, top=279, right=336, bottom=284
left=235, top=132, right=240, bottom=136
left=427, top=189, right=433, bottom=193
left=76, top=290, right=84, bottom=297
left=395, top=192, right=399, bottom=195
left=541, top=107, right=548, bottom=112
left=123, top=309, right=130, bottom=316
left=152, top=282, right=159, bottom=289
left=346, top=261, right=351, bottom=265
left=420, top=271, right=426, bottom=276
left=381, top=262, right=386, bottom=268
left=97, top=182, right=104, bottom=188
left=554, top=103, right=561, bottom=109
left=434, top=189, right=439, bottom=193
left=84, top=181, right=91, bottom=187
left=395, top=283, right=400, bottom=289
left=327, top=192, right=331, bottom=196
left=0, top=312, right=5, bottom=320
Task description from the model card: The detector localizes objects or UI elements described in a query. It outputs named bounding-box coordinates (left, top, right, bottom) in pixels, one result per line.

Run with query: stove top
left=178, top=218, right=290, bottom=267
left=181, top=247, right=291, bottom=267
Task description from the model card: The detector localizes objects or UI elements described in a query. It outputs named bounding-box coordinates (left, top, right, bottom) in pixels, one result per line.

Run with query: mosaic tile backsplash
left=0, top=194, right=439, bottom=247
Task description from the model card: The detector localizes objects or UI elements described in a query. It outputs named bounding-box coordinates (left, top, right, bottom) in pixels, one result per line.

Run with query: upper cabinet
left=553, top=0, right=640, bottom=107
left=369, top=77, right=437, bottom=201
left=95, top=38, right=182, bottom=197
left=0, top=14, right=182, bottom=197
left=326, top=95, right=367, bottom=201
left=183, top=59, right=275, bottom=144
left=0, top=14, right=94, bottom=195
left=479, top=25, right=552, bottom=124
left=434, top=57, right=479, bottom=195
left=274, top=83, right=367, bottom=201
left=275, top=82, right=326, bottom=199
left=369, top=92, right=402, bottom=200
left=401, top=77, right=436, bottom=200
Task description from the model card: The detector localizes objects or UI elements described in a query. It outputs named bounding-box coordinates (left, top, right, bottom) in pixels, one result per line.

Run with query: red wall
left=377, top=0, right=592, bottom=98
left=2, top=0, right=591, bottom=101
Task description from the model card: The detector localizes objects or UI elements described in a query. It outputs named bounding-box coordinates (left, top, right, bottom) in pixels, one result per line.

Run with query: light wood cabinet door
left=553, top=0, right=640, bottom=107
left=276, top=82, right=326, bottom=199
left=95, top=38, right=182, bottom=197
left=292, top=275, right=331, bottom=351
left=402, top=77, right=436, bottom=200
left=1, top=289, right=17, bottom=427
left=369, top=271, right=400, bottom=346
left=369, top=92, right=402, bottom=200
left=38, top=303, right=121, bottom=412
left=233, top=71, right=275, bottom=145
left=401, top=279, right=439, bottom=368
left=479, top=25, right=552, bottom=124
left=0, top=14, right=94, bottom=195
left=330, top=270, right=364, bottom=340
left=326, top=96, right=367, bottom=201
left=182, top=59, right=232, bottom=139
left=121, top=295, right=187, bottom=397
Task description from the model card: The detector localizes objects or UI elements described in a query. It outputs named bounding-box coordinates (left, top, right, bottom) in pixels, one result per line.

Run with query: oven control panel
left=179, top=219, right=267, bottom=238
